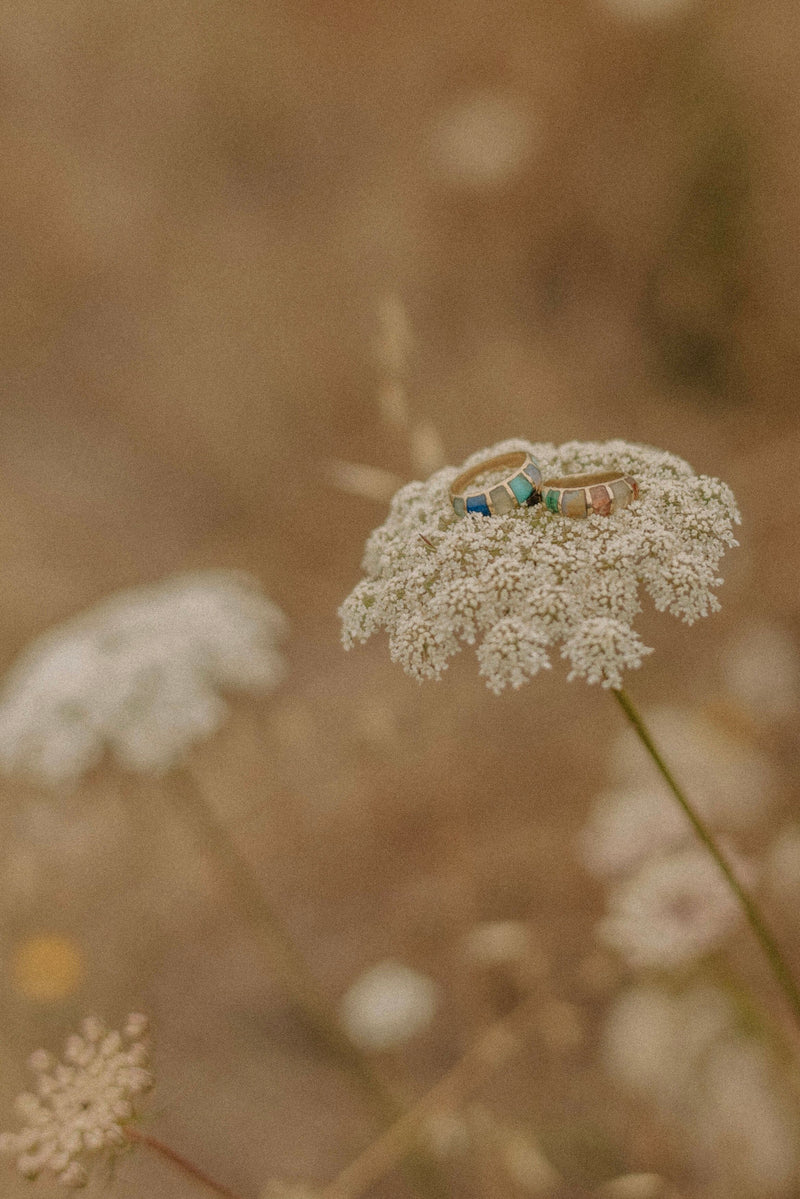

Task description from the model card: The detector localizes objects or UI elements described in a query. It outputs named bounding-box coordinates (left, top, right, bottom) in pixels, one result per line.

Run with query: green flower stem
left=612, top=687, right=800, bottom=1030
left=165, top=769, right=451, bottom=1199
left=126, top=1127, right=246, bottom=1199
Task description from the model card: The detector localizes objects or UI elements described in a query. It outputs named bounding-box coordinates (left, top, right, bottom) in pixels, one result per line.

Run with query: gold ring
left=450, top=451, right=543, bottom=517
left=541, top=470, right=639, bottom=518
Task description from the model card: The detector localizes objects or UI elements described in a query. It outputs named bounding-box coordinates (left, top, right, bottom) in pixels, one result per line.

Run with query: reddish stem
left=126, top=1126, right=247, bottom=1199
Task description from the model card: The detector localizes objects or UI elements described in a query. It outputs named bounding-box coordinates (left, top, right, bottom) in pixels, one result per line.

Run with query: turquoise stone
left=466, top=494, right=491, bottom=516
left=489, top=485, right=515, bottom=514
left=509, top=474, right=534, bottom=504
left=452, top=496, right=466, bottom=517
left=544, top=490, right=560, bottom=513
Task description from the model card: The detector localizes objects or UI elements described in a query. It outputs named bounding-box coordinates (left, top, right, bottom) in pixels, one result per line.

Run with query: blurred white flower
left=602, top=984, right=734, bottom=1107
left=609, top=705, right=773, bottom=830
left=602, top=986, right=671, bottom=1097
left=578, top=786, right=688, bottom=878
left=0, top=571, right=287, bottom=786
left=0, top=1015, right=152, bottom=1188
left=340, top=439, right=739, bottom=692
left=598, top=845, right=752, bottom=970
left=597, top=1174, right=678, bottom=1199
left=339, top=959, right=439, bottom=1051
left=603, top=985, right=798, bottom=1195
left=700, top=1038, right=798, bottom=1195
left=427, top=92, right=535, bottom=189
left=723, top=620, right=799, bottom=722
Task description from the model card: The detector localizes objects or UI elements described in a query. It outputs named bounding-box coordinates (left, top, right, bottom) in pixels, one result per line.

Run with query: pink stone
left=589, top=485, right=612, bottom=516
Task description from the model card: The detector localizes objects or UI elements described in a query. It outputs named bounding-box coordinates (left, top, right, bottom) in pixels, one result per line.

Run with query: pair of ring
left=449, top=450, right=638, bottom=520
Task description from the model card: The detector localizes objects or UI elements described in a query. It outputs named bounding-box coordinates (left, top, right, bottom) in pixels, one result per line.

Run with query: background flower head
left=597, top=844, right=754, bottom=971
left=340, top=439, right=739, bottom=691
left=0, top=1014, right=152, bottom=1189
left=0, top=571, right=288, bottom=786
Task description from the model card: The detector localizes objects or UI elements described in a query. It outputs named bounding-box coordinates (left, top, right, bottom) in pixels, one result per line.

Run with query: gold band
left=541, top=470, right=639, bottom=518
left=450, top=451, right=543, bottom=517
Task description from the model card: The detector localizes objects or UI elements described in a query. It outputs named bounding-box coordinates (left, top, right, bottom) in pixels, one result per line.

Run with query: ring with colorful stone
left=450, top=450, right=543, bottom=517
left=541, top=470, right=639, bottom=518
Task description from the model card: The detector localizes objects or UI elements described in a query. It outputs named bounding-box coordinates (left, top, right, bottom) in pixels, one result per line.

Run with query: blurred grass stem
left=321, top=1002, right=532, bottom=1199
left=612, top=687, right=800, bottom=1030
left=165, top=769, right=451, bottom=1199
left=126, top=1127, right=245, bottom=1199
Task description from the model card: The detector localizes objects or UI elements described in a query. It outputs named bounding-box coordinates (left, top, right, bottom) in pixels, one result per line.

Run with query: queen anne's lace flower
left=0, top=571, right=287, bottom=785
left=339, top=440, right=739, bottom=691
left=0, top=1015, right=153, bottom=1188
left=598, top=845, right=754, bottom=970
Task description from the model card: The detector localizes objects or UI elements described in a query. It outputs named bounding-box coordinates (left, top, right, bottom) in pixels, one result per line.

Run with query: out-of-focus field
left=0, top=2, right=799, bottom=1196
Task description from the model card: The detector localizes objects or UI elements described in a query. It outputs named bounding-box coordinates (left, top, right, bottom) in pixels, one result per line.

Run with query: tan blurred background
left=0, top=1, right=799, bottom=1196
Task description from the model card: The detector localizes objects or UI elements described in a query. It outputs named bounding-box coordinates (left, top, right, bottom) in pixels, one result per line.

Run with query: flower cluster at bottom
left=0, top=1014, right=153, bottom=1188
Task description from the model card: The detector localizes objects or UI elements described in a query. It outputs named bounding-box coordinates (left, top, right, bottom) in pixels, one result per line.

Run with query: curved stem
left=126, top=1126, right=246, bottom=1199
left=321, top=1002, right=533, bottom=1199
left=612, top=686, right=800, bottom=1030
left=164, top=769, right=450, bottom=1199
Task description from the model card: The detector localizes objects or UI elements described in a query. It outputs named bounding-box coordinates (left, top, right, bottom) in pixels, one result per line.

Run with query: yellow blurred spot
left=12, top=935, right=84, bottom=1002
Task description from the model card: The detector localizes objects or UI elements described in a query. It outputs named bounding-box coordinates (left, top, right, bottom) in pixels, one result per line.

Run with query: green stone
left=544, top=490, right=560, bottom=513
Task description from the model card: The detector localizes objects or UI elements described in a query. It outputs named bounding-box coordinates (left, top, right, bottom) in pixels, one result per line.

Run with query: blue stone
left=466, top=494, right=491, bottom=516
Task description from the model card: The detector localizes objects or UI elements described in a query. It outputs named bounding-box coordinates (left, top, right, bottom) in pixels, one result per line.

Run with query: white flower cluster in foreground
left=340, top=439, right=739, bottom=691
left=0, top=1015, right=152, bottom=1188
left=0, top=571, right=287, bottom=786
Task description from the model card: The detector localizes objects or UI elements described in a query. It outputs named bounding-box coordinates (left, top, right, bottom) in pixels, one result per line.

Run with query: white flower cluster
left=340, top=439, right=739, bottom=691
left=0, top=571, right=287, bottom=786
left=0, top=1014, right=153, bottom=1188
